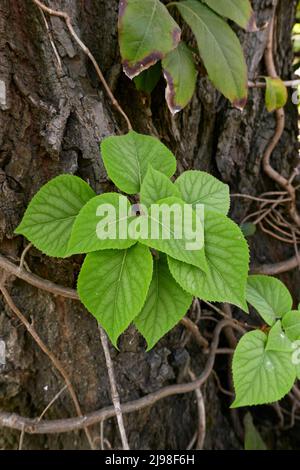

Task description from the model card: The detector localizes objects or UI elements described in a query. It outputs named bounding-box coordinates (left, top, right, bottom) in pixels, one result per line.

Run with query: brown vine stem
left=263, top=10, right=300, bottom=227
left=251, top=255, right=299, bottom=275
left=32, top=0, right=132, bottom=132
left=98, top=326, right=130, bottom=450
left=0, top=319, right=243, bottom=435
left=0, top=281, right=95, bottom=449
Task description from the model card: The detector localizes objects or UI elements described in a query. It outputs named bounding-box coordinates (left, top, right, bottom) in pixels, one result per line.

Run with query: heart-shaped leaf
left=232, top=330, right=296, bottom=407
left=101, top=131, right=176, bottom=194
left=77, top=244, right=153, bottom=347
left=15, top=175, right=95, bottom=258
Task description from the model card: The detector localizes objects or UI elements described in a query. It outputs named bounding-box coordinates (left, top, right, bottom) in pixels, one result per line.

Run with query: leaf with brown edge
left=162, top=42, right=198, bottom=114
left=118, top=0, right=181, bottom=79
left=202, top=0, right=258, bottom=32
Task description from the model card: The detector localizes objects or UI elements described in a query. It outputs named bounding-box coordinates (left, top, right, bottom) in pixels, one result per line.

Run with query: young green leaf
left=137, top=197, right=208, bottom=271
left=101, top=131, right=176, bottom=194
left=77, top=244, right=153, bottom=347
left=282, top=310, right=300, bottom=341
left=134, top=62, right=162, bottom=94
left=118, top=0, right=181, bottom=79
left=134, top=255, right=193, bottom=350
left=167, top=209, right=249, bottom=310
left=244, top=413, right=267, bottom=451
left=67, top=193, right=136, bottom=255
left=265, top=320, right=293, bottom=353
left=175, top=170, right=230, bottom=215
left=140, top=166, right=181, bottom=207
left=15, top=175, right=95, bottom=258
left=162, top=41, right=198, bottom=114
left=202, top=0, right=257, bottom=32
left=232, top=330, right=296, bottom=408
left=240, top=222, right=256, bottom=238
left=175, top=0, right=248, bottom=108
left=246, top=275, right=293, bottom=326
left=264, top=77, right=288, bottom=112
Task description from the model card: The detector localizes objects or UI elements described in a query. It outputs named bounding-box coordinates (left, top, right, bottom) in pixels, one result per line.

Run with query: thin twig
left=252, top=255, right=300, bottom=274
left=18, top=424, right=25, bottom=450
left=99, top=326, right=130, bottom=450
left=181, top=317, right=209, bottom=349
left=188, top=369, right=206, bottom=450
left=0, top=282, right=94, bottom=449
left=0, top=254, right=78, bottom=299
left=37, top=385, right=68, bottom=422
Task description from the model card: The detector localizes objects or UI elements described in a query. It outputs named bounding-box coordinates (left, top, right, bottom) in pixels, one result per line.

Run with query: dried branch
left=251, top=255, right=299, bottom=275
left=0, top=254, right=78, bottom=300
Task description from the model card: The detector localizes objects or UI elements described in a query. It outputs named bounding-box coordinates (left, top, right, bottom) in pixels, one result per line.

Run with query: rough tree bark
left=0, top=0, right=299, bottom=450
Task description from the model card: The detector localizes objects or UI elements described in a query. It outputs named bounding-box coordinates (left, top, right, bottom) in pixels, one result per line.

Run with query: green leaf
left=240, top=222, right=256, bottom=238
left=134, top=62, right=162, bottom=94
left=67, top=193, right=136, bottom=255
left=162, top=41, right=198, bottom=114
left=202, top=0, right=257, bottom=32
left=118, top=0, right=181, bottom=79
left=134, top=255, right=193, bottom=350
left=244, top=413, right=267, bottom=451
left=168, top=209, right=249, bottom=310
left=265, top=320, right=293, bottom=353
left=264, top=77, right=288, bottom=112
left=232, top=330, right=296, bottom=408
left=140, top=166, right=181, bottom=207
left=175, top=170, right=230, bottom=215
left=175, top=0, right=248, bottom=108
left=101, top=131, right=177, bottom=194
left=137, top=196, right=208, bottom=271
left=246, top=275, right=293, bottom=326
left=282, top=311, right=300, bottom=341
left=77, top=244, right=153, bottom=347
left=15, top=175, right=95, bottom=258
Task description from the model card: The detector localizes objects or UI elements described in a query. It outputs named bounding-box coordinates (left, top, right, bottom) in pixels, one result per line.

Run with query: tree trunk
left=0, top=0, right=299, bottom=450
